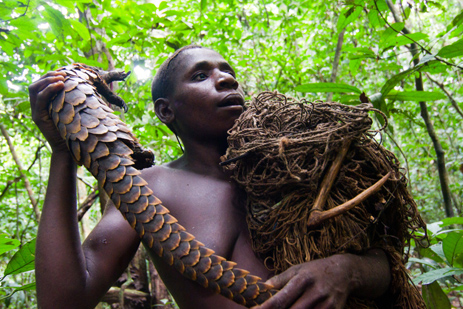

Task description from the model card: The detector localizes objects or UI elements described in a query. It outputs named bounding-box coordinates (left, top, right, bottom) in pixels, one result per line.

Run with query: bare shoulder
left=83, top=199, right=140, bottom=252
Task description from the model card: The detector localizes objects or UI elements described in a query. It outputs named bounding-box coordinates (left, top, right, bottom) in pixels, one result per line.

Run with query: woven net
left=222, top=92, right=428, bottom=308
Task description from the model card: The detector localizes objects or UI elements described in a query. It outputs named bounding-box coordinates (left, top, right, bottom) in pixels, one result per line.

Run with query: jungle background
left=0, top=0, right=462, bottom=307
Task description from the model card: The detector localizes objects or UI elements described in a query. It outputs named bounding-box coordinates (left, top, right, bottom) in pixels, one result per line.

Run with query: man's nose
left=216, top=70, right=238, bottom=90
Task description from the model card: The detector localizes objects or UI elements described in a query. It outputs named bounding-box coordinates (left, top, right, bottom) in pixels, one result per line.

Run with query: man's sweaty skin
left=31, top=48, right=391, bottom=309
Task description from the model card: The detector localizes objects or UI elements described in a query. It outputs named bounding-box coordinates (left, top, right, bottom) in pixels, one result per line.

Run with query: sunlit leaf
left=380, top=67, right=419, bottom=97
left=437, top=38, right=463, bottom=58
left=446, top=10, right=463, bottom=32
left=3, top=239, right=36, bottom=277
left=380, top=22, right=404, bottom=45
left=390, top=33, right=428, bottom=47
left=70, top=20, right=90, bottom=42
left=442, top=231, right=463, bottom=267
left=337, top=6, right=362, bottom=32
left=385, top=90, right=446, bottom=102
left=0, top=235, right=20, bottom=256
left=440, top=217, right=463, bottom=228
left=296, top=83, right=361, bottom=94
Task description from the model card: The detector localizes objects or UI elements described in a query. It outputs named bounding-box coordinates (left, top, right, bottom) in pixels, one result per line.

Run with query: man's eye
left=193, top=73, right=207, bottom=80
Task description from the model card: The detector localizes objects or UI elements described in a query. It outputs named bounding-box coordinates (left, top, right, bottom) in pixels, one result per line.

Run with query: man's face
left=167, top=48, right=245, bottom=140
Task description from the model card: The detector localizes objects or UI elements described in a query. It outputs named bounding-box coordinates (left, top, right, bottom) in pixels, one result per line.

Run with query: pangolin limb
left=49, top=64, right=276, bottom=307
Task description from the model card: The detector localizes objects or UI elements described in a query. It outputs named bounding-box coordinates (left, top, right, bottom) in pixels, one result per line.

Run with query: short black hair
left=151, top=45, right=204, bottom=104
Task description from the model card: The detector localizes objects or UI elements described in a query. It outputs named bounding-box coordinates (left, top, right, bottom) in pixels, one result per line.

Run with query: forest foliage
left=0, top=0, right=462, bottom=307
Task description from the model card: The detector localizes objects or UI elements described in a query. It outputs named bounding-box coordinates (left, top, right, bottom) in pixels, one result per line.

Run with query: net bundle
left=222, top=91, right=427, bottom=308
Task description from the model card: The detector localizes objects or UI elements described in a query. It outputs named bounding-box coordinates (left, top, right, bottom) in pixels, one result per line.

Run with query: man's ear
left=154, top=98, right=175, bottom=125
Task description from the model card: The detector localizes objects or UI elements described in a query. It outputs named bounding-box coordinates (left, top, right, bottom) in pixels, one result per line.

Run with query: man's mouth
left=218, top=93, right=245, bottom=107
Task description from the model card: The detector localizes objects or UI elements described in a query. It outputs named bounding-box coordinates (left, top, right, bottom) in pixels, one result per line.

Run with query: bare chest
left=145, top=168, right=246, bottom=258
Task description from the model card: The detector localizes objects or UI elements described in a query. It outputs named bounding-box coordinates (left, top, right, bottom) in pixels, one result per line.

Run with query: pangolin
left=48, top=64, right=276, bottom=307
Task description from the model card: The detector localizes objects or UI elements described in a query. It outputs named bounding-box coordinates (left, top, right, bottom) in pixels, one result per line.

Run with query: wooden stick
left=307, top=172, right=392, bottom=228
left=311, top=141, right=351, bottom=213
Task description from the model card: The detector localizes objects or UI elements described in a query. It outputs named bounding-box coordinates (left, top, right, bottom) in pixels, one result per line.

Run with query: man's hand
left=29, top=71, right=68, bottom=152
left=253, top=255, right=351, bottom=309
left=253, top=250, right=390, bottom=309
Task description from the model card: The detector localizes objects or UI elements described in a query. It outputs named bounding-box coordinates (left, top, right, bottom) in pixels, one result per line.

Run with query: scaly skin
left=49, top=64, right=276, bottom=307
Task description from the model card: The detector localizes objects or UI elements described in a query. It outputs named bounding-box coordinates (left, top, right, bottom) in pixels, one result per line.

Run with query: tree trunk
left=327, top=27, right=346, bottom=102
left=386, top=0, right=455, bottom=217
left=0, top=123, right=40, bottom=221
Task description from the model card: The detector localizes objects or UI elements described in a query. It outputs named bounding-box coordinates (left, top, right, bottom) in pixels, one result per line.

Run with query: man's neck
left=168, top=137, right=230, bottom=179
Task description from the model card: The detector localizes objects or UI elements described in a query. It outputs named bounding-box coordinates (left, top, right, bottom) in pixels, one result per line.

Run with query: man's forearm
left=347, top=248, right=391, bottom=299
left=36, top=151, right=88, bottom=307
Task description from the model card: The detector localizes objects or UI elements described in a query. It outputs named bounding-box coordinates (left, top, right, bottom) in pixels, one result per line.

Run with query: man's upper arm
left=80, top=199, right=141, bottom=301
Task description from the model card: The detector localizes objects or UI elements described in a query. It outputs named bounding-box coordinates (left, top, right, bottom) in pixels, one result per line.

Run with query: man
left=30, top=45, right=391, bottom=308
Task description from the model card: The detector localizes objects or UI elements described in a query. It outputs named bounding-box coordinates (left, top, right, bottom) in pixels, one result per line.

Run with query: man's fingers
left=30, top=75, right=65, bottom=96
left=41, top=71, right=66, bottom=77
left=31, top=81, right=64, bottom=123
left=38, top=80, right=64, bottom=99
left=29, top=73, right=65, bottom=101
left=258, top=286, right=301, bottom=309
left=258, top=276, right=309, bottom=309
left=265, top=266, right=298, bottom=289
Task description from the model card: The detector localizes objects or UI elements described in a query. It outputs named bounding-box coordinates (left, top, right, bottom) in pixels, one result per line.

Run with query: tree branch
left=77, top=186, right=99, bottom=221
left=0, top=124, right=40, bottom=221
left=384, top=0, right=455, bottom=218
left=425, top=73, right=463, bottom=119
left=376, top=0, right=463, bottom=71
left=0, top=177, right=21, bottom=202
left=1, top=0, right=30, bottom=23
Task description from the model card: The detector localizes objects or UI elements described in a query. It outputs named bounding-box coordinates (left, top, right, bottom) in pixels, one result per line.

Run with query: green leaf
left=380, top=22, right=404, bottom=45
left=337, top=6, right=362, bottom=32
left=417, top=54, right=436, bottom=65
left=440, top=217, right=463, bottom=227
left=385, top=90, right=446, bottom=102
left=0, top=282, right=36, bottom=300
left=429, top=242, right=448, bottom=263
left=369, top=92, right=389, bottom=127
left=422, top=281, right=451, bottom=309
left=340, top=94, right=361, bottom=105
left=427, top=1, right=446, bottom=13
left=200, top=0, right=207, bottom=11
left=348, top=47, right=376, bottom=60
left=0, top=282, right=36, bottom=292
left=380, top=67, right=419, bottom=97
left=420, top=246, right=446, bottom=264
left=419, top=60, right=449, bottom=74
left=295, top=83, right=361, bottom=94
left=374, top=0, right=389, bottom=12
left=413, top=267, right=463, bottom=285
left=391, top=33, right=428, bottom=47
left=3, top=239, right=36, bottom=277
left=437, top=38, right=463, bottom=58
left=408, top=257, right=439, bottom=268
left=0, top=79, right=7, bottom=96
left=70, top=19, right=90, bottom=42
left=367, top=9, right=381, bottom=28
left=446, top=10, right=463, bottom=32
left=0, top=235, right=20, bottom=256
left=43, top=5, right=66, bottom=38
left=442, top=231, right=463, bottom=267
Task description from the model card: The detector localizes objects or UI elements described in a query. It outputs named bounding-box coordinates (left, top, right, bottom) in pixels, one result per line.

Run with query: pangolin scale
left=50, top=64, right=276, bottom=307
